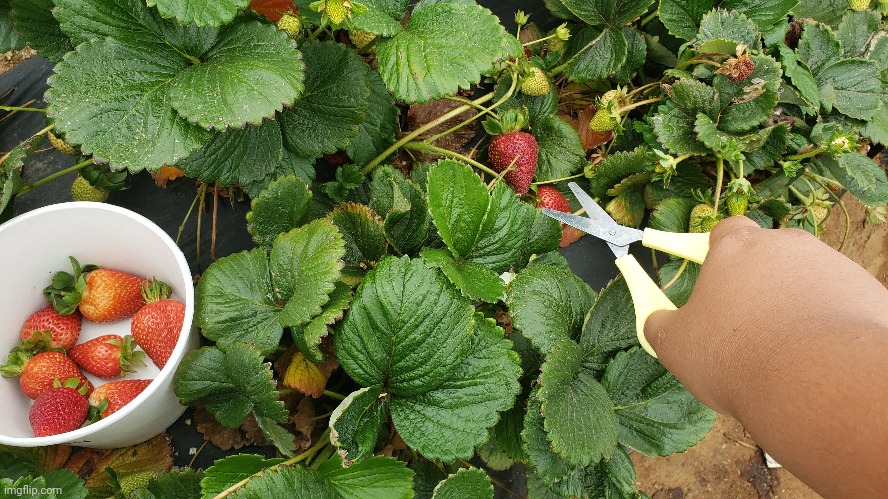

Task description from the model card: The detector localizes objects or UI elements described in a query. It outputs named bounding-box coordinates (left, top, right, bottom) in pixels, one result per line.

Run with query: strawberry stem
left=616, top=97, right=664, bottom=115
left=212, top=428, right=332, bottom=498
left=660, top=258, right=689, bottom=292
left=402, top=142, right=499, bottom=178
left=424, top=73, right=518, bottom=145
left=786, top=146, right=825, bottom=161
left=361, top=92, right=496, bottom=175
left=814, top=176, right=849, bottom=251
left=531, top=172, right=585, bottom=186
left=713, top=157, right=725, bottom=213
left=0, top=105, right=47, bottom=113
left=322, top=389, right=345, bottom=400
left=18, top=157, right=95, bottom=196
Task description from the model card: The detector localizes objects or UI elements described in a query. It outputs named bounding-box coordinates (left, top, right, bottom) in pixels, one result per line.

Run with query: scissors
left=541, top=182, right=710, bottom=358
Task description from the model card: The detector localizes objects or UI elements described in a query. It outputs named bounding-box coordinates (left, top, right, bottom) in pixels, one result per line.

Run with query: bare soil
left=0, top=47, right=36, bottom=74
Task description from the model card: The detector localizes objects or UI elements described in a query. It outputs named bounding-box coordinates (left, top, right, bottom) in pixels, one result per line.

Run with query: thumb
left=643, top=308, right=676, bottom=357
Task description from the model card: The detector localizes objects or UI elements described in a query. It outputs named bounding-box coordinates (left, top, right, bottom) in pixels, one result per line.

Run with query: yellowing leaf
left=82, top=434, right=173, bottom=495
left=284, top=352, right=328, bottom=397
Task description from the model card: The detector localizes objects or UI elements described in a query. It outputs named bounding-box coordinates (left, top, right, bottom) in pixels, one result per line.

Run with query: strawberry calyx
left=55, top=376, right=90, bottom=395
left=117, top=335, right=148, bottom=374
left=482, top=107, right=530, bottom=136
left=43, top=256, right=100, bottom=316
left=12, top=331, right=67, bottom=357
left=140, top=278, right=172, bottom=304
left=0, top=349, right=35, bottom=377
left=86, top=398, right=108, bottom=424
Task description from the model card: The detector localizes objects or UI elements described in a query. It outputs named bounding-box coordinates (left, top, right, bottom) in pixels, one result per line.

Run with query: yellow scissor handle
left=641, top=228, right=709, bottom=264
left=614, top=254, right=677, bottom=358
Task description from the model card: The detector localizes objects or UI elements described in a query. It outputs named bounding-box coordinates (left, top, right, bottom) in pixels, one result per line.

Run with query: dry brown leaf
left=407, top=98, right=477, bottom=158
left=81, top=434, right=173, bottom=496
left=193, top=406, right=266, bottom=451
left=575, top=106, right=613, bottom=150
left=150, top=165, right=185, bottom=188
left=239, top=413, right=270, bottom=448
left=292, top=397, right=316, bottom=439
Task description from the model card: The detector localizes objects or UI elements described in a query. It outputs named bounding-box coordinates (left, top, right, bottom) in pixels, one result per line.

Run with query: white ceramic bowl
left=0, top=202, right=197, bottom=448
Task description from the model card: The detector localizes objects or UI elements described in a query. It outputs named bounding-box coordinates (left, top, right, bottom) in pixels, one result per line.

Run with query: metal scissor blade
left=541, top=209, right=643, bottom=250
left=568, top=182, right=617, bottom=227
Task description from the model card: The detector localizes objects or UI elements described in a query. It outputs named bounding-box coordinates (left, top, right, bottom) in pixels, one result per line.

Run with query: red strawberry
left=131, top=280, right=184, bottom=369
left=69, top=334, right=146, bottom=378
left=0, top=350, right=92, bottom=399
left=537, top=186, right=582, bottom=247
left=19, top=305, right=83, bottom=352
left=30, top=379, right=90, bottom=437
left=489, top=132, right=538, bottom=194
left=485, top=108, right=538, bottom=195
left=44, top=257, right=148, bottom=322
left=88, top=379, right=152, bottom=418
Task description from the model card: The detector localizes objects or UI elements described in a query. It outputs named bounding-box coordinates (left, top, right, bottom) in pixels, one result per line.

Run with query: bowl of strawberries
left=0, top=202, right=197, bottom=448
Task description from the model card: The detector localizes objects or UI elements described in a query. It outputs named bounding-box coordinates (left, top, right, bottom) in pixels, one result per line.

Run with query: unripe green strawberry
left=277, top=14, right=302, bottom=37
left=48, top=131, right=78, bottom=156
left=588, top=109, right=617, bottom=132
left=349, top=29, right=376, bottom=51
left=879, top=0, right=888, bottom=15
left=325, top=0, right=348, bottom=24
left=520, top=67, right=550, bottom=97
left=600, top=89, right=624, bottom=108
left=848, top=0, right=870, bottom=11
left=71, top=176, right=109, bottom=202
left=809, top=202, right=831, bottom=225
left=689, top=204, right=722, bottom=233
left=726, top=193, right=748, bottom=216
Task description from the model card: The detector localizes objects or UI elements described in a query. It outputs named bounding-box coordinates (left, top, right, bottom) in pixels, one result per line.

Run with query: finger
left=643, top=308, right=676, bottom=356
left=708, top=215, right=760, bottom=247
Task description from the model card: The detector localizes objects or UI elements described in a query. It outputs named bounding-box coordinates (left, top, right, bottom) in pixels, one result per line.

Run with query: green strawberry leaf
left=515, top=208, right=563, bottom=269
left=665, top=78, right=720, bottom=122
left=778, top=44, right=821, bottom=109
left=335, top=255, right=475, bottom=396
left=329, top=385, right=389, bottom=464
left=0, top=1, right=23, bottom=52
left=579, top=277, right=638, bottom=375
left=389, top=316, right=521, bottom=460
left=426, top=160, right=490, bottom=257
left=230, top=465, right=335, bottom=498
left=427, top=161, right=541, bottom=273
left=376, top=2, right=507, bottom=103
left=242, top=150, right=317, bottom=198
left=606, top=181, right=647, bottom=227
left=411, top=461, right=447, bottom=499
left=796, top=21, right=841, bottom=76
left=658, top=258, right=701, bottom=307
left=247, top=175, right=313, bottom=249
left=1, top=471, right=87, bottom=499
left=695, top=9, right=761, bottom=53
left=142, top=468, right=203, bottom=499
left=613, top=27, right=648, bottom=83
left=0, top=133, right=41, bottom=216
left=837, top=10, right=880, bottom=58
left=196, top=220, right=344, bottom=354
left=328, top=203, right=388, bottom=274
left=494, top=75, right=559, bottom=128
left=659, top=0, right=798, bottom=40
left=179, top=118, right=284, bottom=190
left=532, top=114, right=586, bottom=182
left=587, top=147, right=655, bottom=198
left=862, top=91, right=888, bottom=145
left=813, top=59, right=882, bottom=121
left=168, top=21, right=304, bottom=130
left=147, top=0, right=250, bottom=27
left=346, top=70, right=399, bottom=168
left=560, top=0, right=656, bottom=27
left=294, top=282, right=353, bottom=363
left=369, top=166, right=431, bottom=255
left=651, top=106, right=709, bottom=155
left=745, top=123, right=789, bottom=173
left=9, top=0, right=72, bottom=61
left=255, top=414, right=297, bottom=457
left=431, top=468, right=493, bottom=499
left=565, top=27, right=628, bottom=83
left=507, top=263, right=596, bottom=353
left=280, top=40, right=370, bottom=158
left=174, top=343, right=288, bottom=427
left=820, top=152, right=888, bottom=207
left=649, top=197, right=696, bottom=232
left=538, top=339, right=618, bottom=466
left=53, top=0, right=181, bottom=47
left=315, top=455, right=414, bottom=499
left=270, top=219, right=347, bottom=327
left=201, top=455, right=287, bottom=498
left=791, top=0, right=846, bottom=26
left=45, top=37, right=212, bottom=173
left=351, top=0, right=408, bottom=36
left=522, top=389, right=583, bottom=489
left=602, top=348, right=716, bottom=456
left=421, top=248, right=506, bottom=303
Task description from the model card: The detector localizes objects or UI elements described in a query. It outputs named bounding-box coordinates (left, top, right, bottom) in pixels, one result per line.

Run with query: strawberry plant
left=1, top=0, right=887, bottom=497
